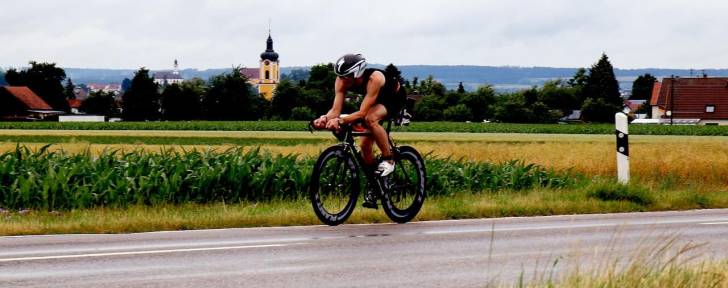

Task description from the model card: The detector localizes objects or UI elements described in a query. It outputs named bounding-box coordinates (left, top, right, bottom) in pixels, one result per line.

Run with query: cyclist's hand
left=326, top=118, right=341, bottom=131
left=313, top=116, right=327, bottom=129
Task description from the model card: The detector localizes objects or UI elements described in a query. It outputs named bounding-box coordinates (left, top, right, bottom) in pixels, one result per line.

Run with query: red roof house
left=240, top=68, right=259, bottom=81
left=650, top=77, right=728, bottom=125
left=0, top=86, right=63, bottom=120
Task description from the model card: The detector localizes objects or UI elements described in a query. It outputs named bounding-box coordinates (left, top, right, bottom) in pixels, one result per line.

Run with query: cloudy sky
left=2, top=0, right=727, bottom=70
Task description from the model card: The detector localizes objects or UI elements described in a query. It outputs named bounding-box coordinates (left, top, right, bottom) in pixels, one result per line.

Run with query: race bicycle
left=307, top=111, right=426, bottom=226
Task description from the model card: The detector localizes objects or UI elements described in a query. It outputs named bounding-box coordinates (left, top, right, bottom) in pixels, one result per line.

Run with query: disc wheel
left=381, top=146, right=426, bottom=223
left=309, top=146, right=360, bottom=226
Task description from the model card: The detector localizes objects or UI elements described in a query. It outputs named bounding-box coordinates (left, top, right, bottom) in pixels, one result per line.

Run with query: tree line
left=2, top=53, right=650, bottom=123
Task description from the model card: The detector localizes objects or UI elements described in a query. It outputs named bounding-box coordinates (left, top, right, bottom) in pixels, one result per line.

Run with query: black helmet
left=334, top=54, right=367, bottom=78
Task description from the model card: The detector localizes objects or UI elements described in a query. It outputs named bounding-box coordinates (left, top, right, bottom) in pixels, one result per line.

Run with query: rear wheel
left=381, top=146, right=426, bottom=223
left=309, top=146, right=360, bottom=226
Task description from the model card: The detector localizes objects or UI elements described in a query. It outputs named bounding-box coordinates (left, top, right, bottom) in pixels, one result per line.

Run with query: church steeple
left=258, top=29, right=280, bottom=101
left=260, top=32, right=279, bottom=61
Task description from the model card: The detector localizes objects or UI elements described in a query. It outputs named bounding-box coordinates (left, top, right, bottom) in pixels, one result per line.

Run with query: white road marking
left=700, top=222, right=728, bottom=225
left=423, top=217, right=728, bottom=235
left=0, top=243, right=305, bottom=263
left=422, top=223, right=619, bottom=235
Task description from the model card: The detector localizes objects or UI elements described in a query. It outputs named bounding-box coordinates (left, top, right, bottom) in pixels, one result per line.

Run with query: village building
left=67, top=98, right=83, bottom=114
left=650, top=77, right=728, bottom=125
left=87, top=83, right=122, bottom=95
left=153, top=59, right=184, bottom=85
left=241, top=32, right=280, bottom=100
left=0, top=86, right=64, bottom=120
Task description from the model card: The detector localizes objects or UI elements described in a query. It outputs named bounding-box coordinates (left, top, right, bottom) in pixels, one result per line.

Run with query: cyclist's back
left=347, top=68, right=407, bottom=120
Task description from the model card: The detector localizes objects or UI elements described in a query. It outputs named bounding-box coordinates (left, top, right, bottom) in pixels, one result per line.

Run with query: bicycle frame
left=310, top=118, right=398, bottom=193
left=338, top=120, right=398, bottom=191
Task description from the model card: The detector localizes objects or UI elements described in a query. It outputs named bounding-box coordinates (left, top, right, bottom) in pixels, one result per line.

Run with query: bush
left=586, top=182, right=654, bottom=206
left=581, top=97, right=621, bottom=123
left=443, top=104, right=473, bottom=122
left=290, top=107, right=315, bottom=120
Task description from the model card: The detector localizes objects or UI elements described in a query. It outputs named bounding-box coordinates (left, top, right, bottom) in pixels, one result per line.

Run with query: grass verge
left=515, top=235, right=728, bottom=288
left=2, top=183, right=726, bottom=236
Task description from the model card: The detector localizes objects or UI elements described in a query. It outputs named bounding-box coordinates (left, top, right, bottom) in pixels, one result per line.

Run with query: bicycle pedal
left=362, top=201, right=378, bottom=209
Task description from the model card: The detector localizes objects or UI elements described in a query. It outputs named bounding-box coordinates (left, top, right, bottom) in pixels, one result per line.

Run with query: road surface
left=1, top=209, right=727, bottom=287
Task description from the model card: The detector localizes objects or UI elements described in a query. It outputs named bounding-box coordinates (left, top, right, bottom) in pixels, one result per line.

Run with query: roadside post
left=615, top=113, right=629, bottom=184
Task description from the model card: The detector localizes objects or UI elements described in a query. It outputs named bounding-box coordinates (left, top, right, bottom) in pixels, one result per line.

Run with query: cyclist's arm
left=324, top=78, right=348, bottom=120
left=340, top=72, right=384, bottom=124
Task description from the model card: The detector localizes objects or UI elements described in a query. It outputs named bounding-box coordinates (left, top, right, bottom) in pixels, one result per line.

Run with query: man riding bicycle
left=312, top=53, right=406, bottom=208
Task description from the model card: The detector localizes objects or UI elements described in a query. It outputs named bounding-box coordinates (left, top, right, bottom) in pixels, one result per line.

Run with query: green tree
left=176, top=78, right=205, bottom=120
left=539, top=80, right=578, bottom=117
left=64, top=78, right=76, bottom=100
left=122, top=68, right=160, bottom=121
left=457, top=82, right=466, bottom=93
left=568, top=67, right=589, bottom=105
left=162, top=81, right=204, bottom=120
left=161, top=84, right=182, bottom=120
left=121, top=78, right=132, bottom=93
left=270, top=79, right=301, bottom=119
left=580, top=97, right=620, bottom=123
left=298, top=63, right=338, bottom=117
left=460, top=85, right=496, bottom=121
left=581, top=54, right=622, bottom=122
left=530, top=101, right=561, bottom=123
left=585, top=53, right=622, bottom=106
left=631, top=73, right=657, bottom=101
left=493, top=93, right=532, bottom=123
left=203, top=68, right=261, bottom=120
left=419, top=75, right=446, bottom=97
left=306, top=63, right=337, bottom=92
left=0, top=70, right=7, bottom=85
left=5, top=62, right=70, bottom=112
left=281, top=69, right=309, bottom=83
left=81, top=90, right=117, bottom=116
left=413, top=95, right=445, bottom=121
left=443, top=104, right=472, bottom=122
left=291, top=107, right=315, bottom=120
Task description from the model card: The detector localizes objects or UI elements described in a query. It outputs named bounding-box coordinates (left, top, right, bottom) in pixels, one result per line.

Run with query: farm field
left=1, top=129, right=726, bottom=186
left=0, top=128, right=726, bottom=235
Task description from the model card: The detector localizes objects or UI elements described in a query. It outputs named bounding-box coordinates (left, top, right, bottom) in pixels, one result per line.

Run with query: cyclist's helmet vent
left=335, top=54, right=367, bottom=78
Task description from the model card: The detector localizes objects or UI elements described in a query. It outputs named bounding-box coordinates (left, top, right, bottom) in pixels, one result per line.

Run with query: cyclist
left=312, top=53, right=406, bottom=208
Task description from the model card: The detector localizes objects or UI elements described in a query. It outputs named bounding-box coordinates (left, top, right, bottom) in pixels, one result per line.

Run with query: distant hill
left=59, top=66, right=728, bottom=92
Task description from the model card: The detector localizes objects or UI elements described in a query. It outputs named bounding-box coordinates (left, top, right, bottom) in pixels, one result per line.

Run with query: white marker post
left=615, top=113, right=630, bottom=184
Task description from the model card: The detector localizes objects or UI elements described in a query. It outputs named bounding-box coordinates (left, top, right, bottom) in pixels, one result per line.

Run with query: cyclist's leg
left=364, top=104, right=392, bottom=162
left=360, top=136, right=375, bottom=167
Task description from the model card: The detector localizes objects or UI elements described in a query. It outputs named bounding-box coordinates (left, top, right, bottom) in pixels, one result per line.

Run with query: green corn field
left=1, top=121, right=728, bottom=135
left=0, top=145, right=577, bottom=211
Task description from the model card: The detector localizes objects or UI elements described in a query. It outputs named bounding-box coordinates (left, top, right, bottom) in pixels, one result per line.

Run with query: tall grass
left=0, top=145, right=577, bottom=211
left=518, top=235, right=728, bottom=288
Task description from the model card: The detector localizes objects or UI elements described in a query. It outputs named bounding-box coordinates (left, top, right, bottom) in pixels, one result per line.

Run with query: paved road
left=1, top=209, right=727, bottom=287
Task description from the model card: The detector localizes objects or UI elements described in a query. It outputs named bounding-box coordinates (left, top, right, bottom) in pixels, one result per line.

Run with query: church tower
left=258, top=31, right=280, bottom=100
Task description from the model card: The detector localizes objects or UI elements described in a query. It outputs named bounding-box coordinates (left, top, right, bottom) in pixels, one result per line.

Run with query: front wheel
left=381, top=146, right=426, bottom=223
left=309, top=146, right=360, bottom=226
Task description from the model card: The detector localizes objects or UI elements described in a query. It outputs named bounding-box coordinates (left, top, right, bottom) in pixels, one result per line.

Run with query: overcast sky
left=2, top=0, right=728, bottom=70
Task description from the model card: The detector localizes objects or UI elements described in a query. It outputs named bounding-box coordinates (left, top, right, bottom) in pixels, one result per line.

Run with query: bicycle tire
left=381, top=146, right=426, bottom=223
left=309, top=145, right=360, bottom=226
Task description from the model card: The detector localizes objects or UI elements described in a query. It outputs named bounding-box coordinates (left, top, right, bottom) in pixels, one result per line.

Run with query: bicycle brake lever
left=307, top=120, right=315, bottom=134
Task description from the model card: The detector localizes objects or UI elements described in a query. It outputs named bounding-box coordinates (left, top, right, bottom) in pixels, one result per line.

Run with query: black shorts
left=377, top=86, right=406, bottom=119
